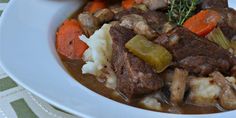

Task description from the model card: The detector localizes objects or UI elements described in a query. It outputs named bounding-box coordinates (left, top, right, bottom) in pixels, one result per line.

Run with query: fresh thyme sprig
left=168, top=0, right=202, bottom=26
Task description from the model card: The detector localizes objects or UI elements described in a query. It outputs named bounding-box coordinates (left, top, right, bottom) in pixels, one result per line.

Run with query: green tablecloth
left=0, top=1, right=79, bottom=118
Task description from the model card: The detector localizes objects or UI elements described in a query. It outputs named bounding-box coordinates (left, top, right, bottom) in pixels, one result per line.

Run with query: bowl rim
left=0, top=0, right=236, bottom=118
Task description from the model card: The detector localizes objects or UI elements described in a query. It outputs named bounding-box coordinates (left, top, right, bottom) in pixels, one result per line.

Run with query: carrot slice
left=122, top=0, right=135, bottom=9
left=56, top=19, right=88, bottom=60
left=88, top=0, right=106, bottom=13
left=183, top=10, right=222, bottom=36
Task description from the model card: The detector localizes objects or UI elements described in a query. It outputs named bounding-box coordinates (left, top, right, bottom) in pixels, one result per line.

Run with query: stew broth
left=56, top=0, right=236, bottom=114
left=62, top=57, right=221, bottom=114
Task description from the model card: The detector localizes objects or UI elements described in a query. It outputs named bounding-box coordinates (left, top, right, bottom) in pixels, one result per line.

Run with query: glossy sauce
left=59, top=1, right=224, bottom=113
left=62, top=57, right=222, bottom=114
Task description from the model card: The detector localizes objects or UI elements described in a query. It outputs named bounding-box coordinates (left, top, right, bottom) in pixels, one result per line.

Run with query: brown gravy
left=59, top=1, right=225, bottom=113
left=62, top=58, right=222, bottom=114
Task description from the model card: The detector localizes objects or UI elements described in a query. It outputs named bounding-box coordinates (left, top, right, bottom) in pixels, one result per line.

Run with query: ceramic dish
left=0, top=0, right=236, bottom=118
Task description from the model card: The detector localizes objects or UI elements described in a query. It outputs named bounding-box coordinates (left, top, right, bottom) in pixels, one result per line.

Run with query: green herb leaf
left=168, top=0, right=202, bottom=25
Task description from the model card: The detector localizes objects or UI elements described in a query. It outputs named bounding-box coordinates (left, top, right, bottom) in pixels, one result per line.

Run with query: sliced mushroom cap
left=170, top=68, right=188, bottom=105
left=78, top=12, right=100, bottom=37
left=94, top=8, right=114, bottom=23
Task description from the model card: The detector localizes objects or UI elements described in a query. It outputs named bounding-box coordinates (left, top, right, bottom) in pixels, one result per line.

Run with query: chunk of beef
left=210, top=72, right=236, bottom=109
left=94, top=8, right=114, bottom=23
left=116, top=9, right=171, bottom=34
left=206, top=8, right=236, bottom=40
left=120, top=14, right=158, bottom=39
left=109, top=5, right=124, bottom=14
left=78, top=12, right=100, bottom=37
left=143, top=11, right=174, bottom=34
left=120, top=14, right=145, bottom=29
left=201, top=0, right=228, bottom=9
left=214, top=8, right=236, bottom=40
left=115, top=8, right=144, bottom=20
left=110, top=26, right=164, bottom=99
left=143, top=0, right=168, bottom=10
left=226, top=77, right=236, bottom=90
left=220, top=86, right=236, bottom=109
left=219, top=23, right=236, bottom=41
left=179, top=56, right=230, bottom=76
left=154, top=27, right=236, bottom=75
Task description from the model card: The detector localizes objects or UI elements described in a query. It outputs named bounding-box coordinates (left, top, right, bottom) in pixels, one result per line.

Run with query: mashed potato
left=80, top=24, right=117, bottom=89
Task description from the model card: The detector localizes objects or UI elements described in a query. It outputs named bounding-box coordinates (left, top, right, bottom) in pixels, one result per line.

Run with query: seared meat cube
left=109, top=21, right=120, bottom=26
left=201, top=0, right=228, bottom=9
left=220, top=86, right=236, bottom=109
left=115, top=8, right=144, bottom=20
left=78, top=12, right=100, bottom=37
left=215, top=8, right=236, bottom=40
left=226, top=77, right=236, bottom=90
left=120, top=14, right=145, bottom=29
left=179, top=56, right=230, bottom=76
left=143, top=11, right=172, bottom=34
left=170, top=68, right=188, bottom=105
left=94, top=8, right=114, bottom=23
left=143, top=0, right=168, bottom=10
left=110, top=5, right=124, bottom=14
left=110, top=26, right=164, bottom=99
left=154, top=27, right=236, bottom=75
left=210, top=72, right=236, bottom=110
left=120, top=14, right=158, bottom=39
left=116, top=10, right=170, bottom=39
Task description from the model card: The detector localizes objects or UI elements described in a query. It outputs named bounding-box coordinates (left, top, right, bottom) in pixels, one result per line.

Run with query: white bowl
left=0, top=0, right=236, bottom=118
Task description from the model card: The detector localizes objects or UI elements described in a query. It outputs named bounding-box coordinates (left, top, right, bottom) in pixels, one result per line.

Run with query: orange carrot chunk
left=88, top=0, right=106, bottom=14
left=183, top=10, right=222, bottom=36
left=56, top=19, right=88, bottom=60
left=122, top=0, right=135, bottom=9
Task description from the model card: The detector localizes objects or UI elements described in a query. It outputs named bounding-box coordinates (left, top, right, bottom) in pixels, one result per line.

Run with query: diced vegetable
left=125, top=35, right=172, bottom=73
left=207, top=27, right=230, bottom=49
left=56, top=19, right=88, bottom=59
left=122, top=0, right=135, bottom=9
left=183, top=10, right=222, bottom=36
left=88, top=0, right=106, bottom=14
